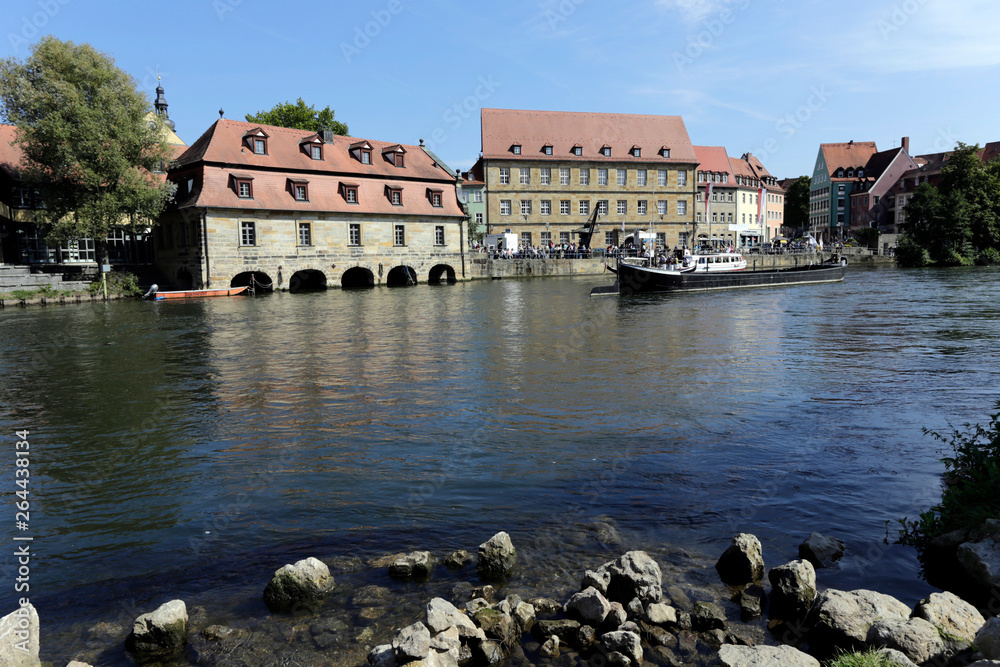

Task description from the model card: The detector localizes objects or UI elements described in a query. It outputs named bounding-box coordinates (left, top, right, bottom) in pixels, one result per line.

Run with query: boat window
left=699, top=258, right=706, bottom=264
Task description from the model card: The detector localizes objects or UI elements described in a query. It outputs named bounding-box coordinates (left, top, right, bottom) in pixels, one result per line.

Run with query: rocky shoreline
left=6, top=529, right=1000, bottom=667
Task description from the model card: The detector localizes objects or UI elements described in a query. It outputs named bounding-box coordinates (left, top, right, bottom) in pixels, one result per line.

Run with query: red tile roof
left=0, top=124, right=25, bottom=178
left=481, top=108, right=697, bottom=163
left=820, top=142, right=878, bottom=173
left=693, top=146, right=733, bottom=178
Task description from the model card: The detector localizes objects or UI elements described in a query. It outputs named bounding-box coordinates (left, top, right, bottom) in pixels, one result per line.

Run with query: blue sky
left=4, top=0, right=999, bottom=179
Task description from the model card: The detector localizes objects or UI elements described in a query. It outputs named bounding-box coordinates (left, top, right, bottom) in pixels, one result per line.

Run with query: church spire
left=154, top=76, right=175, bottom=131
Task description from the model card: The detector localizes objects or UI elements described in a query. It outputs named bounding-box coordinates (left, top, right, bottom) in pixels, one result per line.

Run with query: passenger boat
left=592, top=252, right=846, bottom=296
left=146, top=285, right=249, bottom=300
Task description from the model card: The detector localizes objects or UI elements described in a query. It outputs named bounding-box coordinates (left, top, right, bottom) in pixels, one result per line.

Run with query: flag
left=705, top=182, right=713, bottom=219
left=757, top=187, right=765, bottom=224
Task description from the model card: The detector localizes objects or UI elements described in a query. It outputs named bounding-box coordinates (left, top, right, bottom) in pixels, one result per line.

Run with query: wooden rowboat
left=151, top=286, right=249, bottom=300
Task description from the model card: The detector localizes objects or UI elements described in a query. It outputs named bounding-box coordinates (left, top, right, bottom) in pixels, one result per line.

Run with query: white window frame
left=617, top=200, right=627, bottom=215
left=500, top=200, right=511, bottom=216
left=519, top=168, right=530, bottom=185
left=560, top=200, right=571, bottom=215
left=598, top=169, right=608, bottom=186
left=540, top=168, right=551, bottom=185
left=637, top=170, right=647, bottom=187
left=540, top=200, right=551, bottom=215
left=560, top=167, right=570, bottom=185
left=617, top=169, right=627, bottom=186
left=499, top=168, right=510, bottom=185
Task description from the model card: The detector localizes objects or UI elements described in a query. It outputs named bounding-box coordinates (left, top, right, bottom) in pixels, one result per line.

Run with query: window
left=544, top=145, right=553, bottom=155
left=298, top=222, right=312, bottom=246
left=617, top=169, right=627, bottom=186
left=580, top=200, right=590, bottom=215
left=521, top=231, right=532, bottom=246
left=540, top=168, right=551, bottom=185
left=541, top=231, right=551, bottom=245
left=560, top=231, right=570, bottom=243
left=637, top=170, right=647, bottom=187
left=295, top=184, right=308, bottom=201
left=394, top=225, right=405, bottom=246
left=432, top=192, right=442, bottom=207
left=838, top=184, right=846, bottom=194
left=605, top=231, right=615, bottom=245
left=512, top=144, right=522, bottom=155
left=727, top=192, right=733, bottom=202
left=499, top=168, right=510, bottom=184
left=311, top=145, right=322, bottom=160
left=254, top=138, right=266, bottom=155
left=361, top=150, right=371, bottom=164
left=632, top=147, right=641, bottom=157
left=598, top=169, right=608, bottom=185
left=475, top=212, right=483, bottom=226
left=656, top=233, right=666, bottom=247
left=394, top=153, right=405, bottom=168
left=560, top=200, right=571, bottom=215
left=637, top=200, right=647, bottom=215
left=521, top=200, right=532, bottom=215
left=658, top=169, right=668, bottom=186
left=598, top=200, right=609, bottom=215
left=573, top=146, right=582, bottom=156
left=697, top=213, right=702, bottom=222
left=349, top=223, right=361, bottom=245
left=560, top=168, right=570, bottom=185
left=474, top=190, right=483, bottom=203
left=500, top=200, right=511, bottom=215
left=580, top=169, right=590, bottom=186
left=240, top=220, right=256, bottom=246
left=712, top=212, right=718, bottom=223
left=661, top=148, right=671, bottom=158
left=540, top=200, right=551, bottom=215
left=388, top=187, right=403, bottom=205
left=657, top=201, right=667, bottom=215
left=520, top=168, right=530, bottom=185
left=435, top=226, right=445, bottom=246
left=712, top=192, right=718, bottom=202
left=727, top=212, right=732, bottom=222
left=677, top=170, right=687, bottom=186
left=678, top=200, right=687, bottom=215
left=237, top=180, right=253, bottom=198
left=602, top=146, right=611, bottom=157
left=617, top=200, right=627, bottom=215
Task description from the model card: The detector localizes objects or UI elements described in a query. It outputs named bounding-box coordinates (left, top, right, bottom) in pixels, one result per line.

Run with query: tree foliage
left=245, top=98, right=348, bottom=136
left=0, top=37, right=176, bottom=262
left=897, top=143, right=1000, bottom=266
left=784, top=175, right=811, bottom=233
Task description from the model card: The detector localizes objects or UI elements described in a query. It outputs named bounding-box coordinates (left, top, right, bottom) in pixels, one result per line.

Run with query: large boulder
left=597, top=551, right=663, bottom=604
left=957, top=520, right=1000, bottom=597
left=767, top=560, right=816, bottom=622
left=263, top=557, right=335, bottom=613
left=977, top=617, right=1000, bottom=660
left=564, top=587, right=611, bottom=626
left=873, top=649, right=918, bottom=666
left=392, top=622, right=431, bottom=663
left=600, top=630, right=642, bottom=666
left=126, top=599, right=188, bottom=659
left=806, top=589, right=910, bottom=653
left=0, top=603, right=40, bottom=667
left=389, top=551, right=434, bottom=579
left=477, top=532, right=516, bottom=581
left=716, top=534, right=764, bottom=585
left=912, top=590, right=985, bottom=648
left=717, top=644, right=820, bottom=666
left=798, top=532, right=846, bottom=569
left=866, top=617, right=946, bottom=665
left=425, top=597, right=482, bottom=640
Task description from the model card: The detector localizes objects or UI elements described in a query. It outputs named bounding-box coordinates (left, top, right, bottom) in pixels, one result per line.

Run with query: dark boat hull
left=613, top=260, right=846, bottom=294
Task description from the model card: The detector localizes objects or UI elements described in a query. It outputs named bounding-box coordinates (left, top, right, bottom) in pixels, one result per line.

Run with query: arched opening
left=288, top=269, right=327, bottom=293
left=176, top=268, right=194, bottom=290
left=386, top=265, right=418, bottom=287
left=341, top=266, right=375, bottom=289
left=230, top=271, right=274, bottom=293
left=427, top=264, right=457, bottom=285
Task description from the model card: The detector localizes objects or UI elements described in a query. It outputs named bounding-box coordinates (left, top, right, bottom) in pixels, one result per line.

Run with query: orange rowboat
left=152, top=286, right=249, bottom=300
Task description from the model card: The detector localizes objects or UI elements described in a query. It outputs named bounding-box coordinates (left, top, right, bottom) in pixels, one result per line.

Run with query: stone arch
left=230, top=271, right=274, bottom=293
left=341, top=266, right=375, bottom=289
left=427, top=264, right=457, bottom=285
left=288, top=269, right=327, bottom=293
left=386, top=265, right=418, bottom=287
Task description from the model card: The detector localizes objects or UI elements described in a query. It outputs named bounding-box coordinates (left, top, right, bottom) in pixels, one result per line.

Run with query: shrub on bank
left=898, top=404, right=1000, bottom=547
left=829, top=649, right=897, bottom=666
left=89, top=270, right=142, bottom=297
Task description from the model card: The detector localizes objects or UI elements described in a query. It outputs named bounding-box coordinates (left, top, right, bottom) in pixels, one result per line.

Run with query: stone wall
left=470, top=257, right=607, bottom=279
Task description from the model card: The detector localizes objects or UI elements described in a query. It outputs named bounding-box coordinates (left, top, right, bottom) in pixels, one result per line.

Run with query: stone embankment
left=10, top=528, right=1000, bottom=667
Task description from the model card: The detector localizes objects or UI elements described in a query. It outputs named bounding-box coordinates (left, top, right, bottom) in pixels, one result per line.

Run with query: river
left=1, top=264, right=999, bottom=664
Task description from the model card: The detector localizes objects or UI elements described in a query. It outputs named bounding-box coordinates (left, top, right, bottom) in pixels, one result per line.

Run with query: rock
left=201, top=625, right=250, bottom=642
left=977, top=617, right=1000, bottom=659
left=605, top=601, right=628, bottom=629
left=443, top=550, right=472, bottom=568
left=958, top=529, right=1000, bottom=597
left=626, top=597, right=644, bottom=620
left=874, top=648, right=918, bottom=666
left=472, top=639, right=504, bottom=666
left=529, top=597, right=562, bottom=614
left=600, top=630, right=643, bottom=666
left=472, top=584, right=496, bottom=601
left=464, top=598, right=490, bottom=615
left=392, top=622, right=431, bottom=663
left=913, top=590, right=985, bottom=647
left=368, top=643, right=397, bottom=667
left=641, top=622, right=674, bottom=647
left=126, top=599, right=188, bottom=658
left=532, top=618, right=581, bottom=643
left=0, top=603, right=39, bottom=667
left=577, top=624, right=598, bottom=651
left=539, top=634, right=560, bottom=657
left=598, top=551, right=663, bottom=604
left=582, top=568, right=611, bottom=595
left=263, top=557, right=335, bottom=613
left=767, top=560, right=816, bottom=622
left=738, top=585, right=766, bottom=621
left=354, top=584, right=393, bottom=606
left=66, top=662, right=95, bottom=667
left=513, top=601, right=536, bottom=633
left=717, top=644, right=820, bottom=666
left=715, top=533, right=765, bottom=585
left=430, top=625, right=461, bottom=654
left=798, top=532, right=846, bottom=568
left=646, top=602, right=677, bottom=626
left=477, top=532, right=516, bottom=581
left=426, top=598, right=481, bottom=639
left=806, top=589, right=911, bottom=653
left=691, top=601, right=726, bottom=631
left=565, top=587, right=612, bottom=625
left=389, top=551, right=433, bottom=579
left=970, top=662, right=1000, bottom=667
left=474, top=608, right=515, bottom=644
left=867, top=617, right=946, bottom=665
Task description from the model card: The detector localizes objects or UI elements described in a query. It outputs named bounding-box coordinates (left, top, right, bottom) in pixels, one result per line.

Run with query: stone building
left=477, top=108, right=698, bottom=251
left=157, top=120, right=468, bottom=290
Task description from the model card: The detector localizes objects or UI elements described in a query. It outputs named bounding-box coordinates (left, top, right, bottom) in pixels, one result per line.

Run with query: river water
left=2, top=264, right=999, bottom=664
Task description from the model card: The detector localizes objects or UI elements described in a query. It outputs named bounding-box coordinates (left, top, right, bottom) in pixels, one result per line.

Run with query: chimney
left=848, top=140, right=854, bottom=146
left=901, top=136, right=910, bottom=154
left=320, top=125, right=335, bottom=143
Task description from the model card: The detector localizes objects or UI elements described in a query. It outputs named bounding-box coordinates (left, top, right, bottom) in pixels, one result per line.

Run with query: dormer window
left=288, top=178, right=309, bottom=202
left=362, top=150, right=371, bottom=164
left=383, top=145, right=406, bottom=168
left=631, top=147, right=642, bottom=158
left=350, top=140, right=373, bottom=165
left=231, top=174, right=254, bottom=199
left=543, top=145, right=553, bottom=155
left=573, top=145, right=583, bottom=156
left=601, top=146, right=612, bottom=157
left=254, top=138, right=266, bottom=154
left=427, top=188, right=443, bottom=208
left=311, top=145, right=322, bottom=160
left=386, top=186, right=403, bottom=206
left=660, top=147, right=671, bottom=158
left=836, top=169, right=845, bottom=178
left=340, top=182, right=359, bottom=204
left=847, top=169, right=855, bottom=178
left=857, top=169, right=864, bottom=178
left=243, top=128, right=269, bottom=155
left=512, top=144, right=522, bottom=155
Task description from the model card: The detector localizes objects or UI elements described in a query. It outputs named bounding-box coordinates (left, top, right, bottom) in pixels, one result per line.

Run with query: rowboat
left=146, top=285, right=249, bottom=300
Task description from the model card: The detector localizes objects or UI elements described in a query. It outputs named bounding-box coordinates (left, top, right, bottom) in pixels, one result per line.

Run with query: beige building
left=477, top=108, right=698, bottom=251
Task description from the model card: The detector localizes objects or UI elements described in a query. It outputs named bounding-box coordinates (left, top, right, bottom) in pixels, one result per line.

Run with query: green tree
left=0, top=37, right=176, bottom=266
left=245, top=98, right=348, bottom=135
left=783, top=175, right=811, bottom=234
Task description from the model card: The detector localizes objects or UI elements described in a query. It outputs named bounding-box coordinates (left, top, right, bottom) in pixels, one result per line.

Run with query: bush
left=898, top=404, right=1000, bottom=548
left=894, top=235, right=931, bottom=267
left=829, top=649, right=896, bottom=666
left=975, top=247, right=1000, bottom=266
left=89, top=270, right=142, bottom=297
